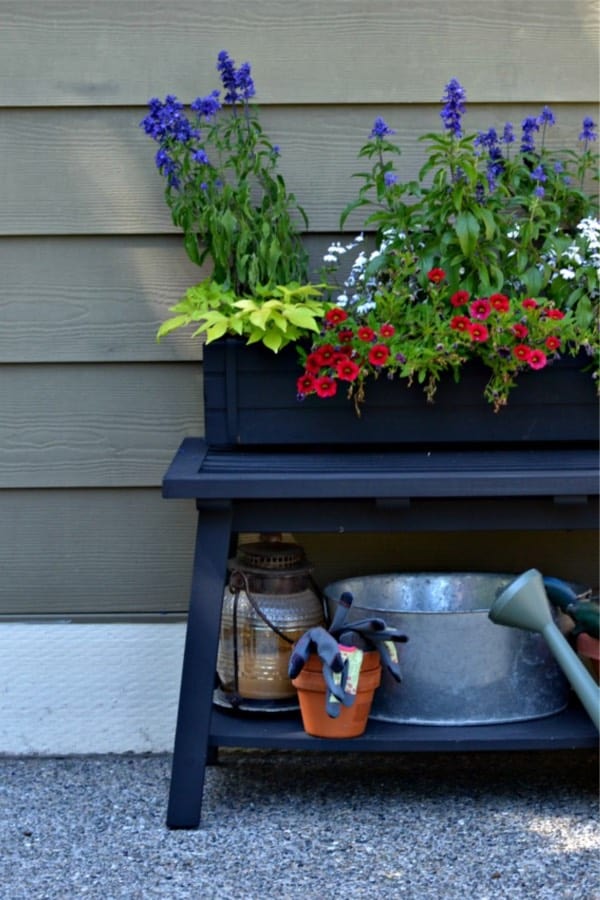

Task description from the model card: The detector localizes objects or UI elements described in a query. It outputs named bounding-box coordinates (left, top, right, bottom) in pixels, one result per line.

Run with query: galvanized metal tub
left=324, top=573, right=570, bottom=725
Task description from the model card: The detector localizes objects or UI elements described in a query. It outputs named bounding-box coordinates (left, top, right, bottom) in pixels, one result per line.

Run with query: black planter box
left=203, top=338, right=598, bottom=448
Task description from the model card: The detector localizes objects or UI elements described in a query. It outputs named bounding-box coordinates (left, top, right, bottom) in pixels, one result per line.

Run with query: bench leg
left=166, top=502, right=233, bottom=829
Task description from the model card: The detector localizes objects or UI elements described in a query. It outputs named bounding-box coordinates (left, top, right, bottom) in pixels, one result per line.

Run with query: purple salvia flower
left=140, top=95, right=196, bottom=143
left=520, top=116, right=540, bottom=152
left=440, top=78, right=467, bottom=137
left=531, top=163, right=546, bottom=199
left=384, top=171, right=398, bottom=187
left=234, top=61, right=256, bottom=101
left=155, top=148, right=180, bottom=186
left=190, top=90, right=221, bottom=119
left=369, top=117, right=396, bottom=139
left=502, top=122, right=515, bottom=144
left=537, top=106, right=556, bottom=126
left=474, top=129, right=504, bottom=191
left=217, top=50, right=238, bottom=102
left=486, top=146, right=504, bottom=192
left=217, top=50, right=255, bottom=105
left=474, top=127, right=498, bottom=155
left=193, top=148, right=210, bottom=165
left=579, top=116, right=598, bottom=142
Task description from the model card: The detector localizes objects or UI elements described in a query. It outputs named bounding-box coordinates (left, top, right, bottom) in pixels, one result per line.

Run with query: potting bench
left=162, top=437, right=599, bottom=828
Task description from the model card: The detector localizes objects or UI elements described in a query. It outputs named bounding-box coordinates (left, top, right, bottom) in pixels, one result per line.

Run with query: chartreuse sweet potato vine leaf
left=157, top=279, right=328, bottom=351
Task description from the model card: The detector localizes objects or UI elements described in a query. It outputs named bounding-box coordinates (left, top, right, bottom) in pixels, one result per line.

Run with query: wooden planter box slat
left=203, top=339, right=598, bottom=448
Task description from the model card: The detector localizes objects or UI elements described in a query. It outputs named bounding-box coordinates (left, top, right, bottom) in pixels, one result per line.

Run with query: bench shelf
left=162, top=438, right=599, bottom=828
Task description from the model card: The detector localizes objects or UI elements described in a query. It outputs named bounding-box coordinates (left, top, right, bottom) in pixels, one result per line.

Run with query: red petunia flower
left=368, top=344, right=391, bottom=366
left=490, top=293, right=510, bottom=313
left=336, top=358, right=361, bottom=382
left=325, top=307, right=349, bottom=326
left=512, top=324, right=529, bottom=339
left=297, top=372, right=316, bottom=394
left=379, top=323, right=395, bottom=338
left=450, top=290, right=470, bottom=307
left=314, top=375, right=337, bottom=398
left=545, top=309, right=565, bottom=320
left=468, top=323, right=489, bottom=342
left=305, top=352, right=323, bottom=373
left=513, top=344, right=532, bottom=362
left=528, top=349, right=548, bottom=370
left=545, top=336, right=561, bottom=351
left=357, top=326, right=376, bottom=342
left=469, top=298, right=492, bottom=320
left=331, top=351, right=348, bottom=367
left=427, top=267, right=447, bottom=284
left=337, top=329, right=355, bottom=343
left=314, top=344, right=337, bottom=366
left=450, top=315, right=471, bottom=332
left=522, top=298, right=538, bottom=310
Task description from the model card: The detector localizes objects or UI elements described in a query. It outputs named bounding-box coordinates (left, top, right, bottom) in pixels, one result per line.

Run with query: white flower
left=562, top=245, right=583, bottom=265
left=559, top=267, right=576, bottom=280
left=356, top=299, right=377, bottom=314
left=336, top=293, right=349, bottom=306
left=322, top=253, right=338, bottom=264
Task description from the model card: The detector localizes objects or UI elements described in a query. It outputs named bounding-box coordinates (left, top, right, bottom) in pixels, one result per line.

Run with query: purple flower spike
left=502, top=122, right=515, bottom=145
left=537, top=106, right=556, bottom=127
left=217, top=50, right=255, bottom=104
left=369, top=117, right=396, bottom=139
left=579, top=116, right=598, bottom=142
left=190, top=90, right=221, bottom=120
left=440, top=78, right=467, bottom=137
left=520, top=116, right=540, bottom=153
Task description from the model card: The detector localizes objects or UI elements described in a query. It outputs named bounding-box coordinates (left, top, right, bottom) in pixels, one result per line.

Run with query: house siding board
left=0, top=0, right=596, bottom=106
left=0, top=0, right=597, bottom=616
left=0, top=363, right=203, bottom=488
left=0, top=489, right=196, bottom=615
left=0, top=236, right=206, bottom=362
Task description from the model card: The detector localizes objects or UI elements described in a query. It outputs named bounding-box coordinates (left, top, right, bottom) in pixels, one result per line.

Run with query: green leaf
left=262, top=328, right=284, bottom=352
left=475, top=207, right=497, bottom=240
left=156, top=315, right=191, bottom=341
left=183, top=233, right=201, bottom=266
left=284, top=307, right=320, bottom=331
left=521, top=266, right=544, bottom=296
left=454, top=211, right=480, bottom=257
left=202, top=320, right=230, bottom=342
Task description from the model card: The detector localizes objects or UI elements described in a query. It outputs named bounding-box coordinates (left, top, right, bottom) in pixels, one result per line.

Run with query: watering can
left=489, top=569, right=599, bottom=731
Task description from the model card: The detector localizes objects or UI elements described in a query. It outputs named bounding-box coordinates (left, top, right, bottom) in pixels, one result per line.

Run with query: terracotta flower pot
left=291, top=650, right=382, bottom=738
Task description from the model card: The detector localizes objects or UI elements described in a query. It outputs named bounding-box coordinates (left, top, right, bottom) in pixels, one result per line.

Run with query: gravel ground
left=0, top=749, right=598, bottom=900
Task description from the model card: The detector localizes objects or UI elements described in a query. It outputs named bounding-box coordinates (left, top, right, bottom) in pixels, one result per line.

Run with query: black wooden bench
left=162, top=438, right=599, bottom=828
